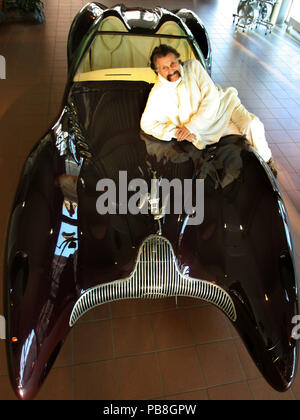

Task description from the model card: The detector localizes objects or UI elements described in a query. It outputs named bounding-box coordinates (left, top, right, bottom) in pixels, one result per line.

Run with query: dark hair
left=150, top=44, right=180, bottom=73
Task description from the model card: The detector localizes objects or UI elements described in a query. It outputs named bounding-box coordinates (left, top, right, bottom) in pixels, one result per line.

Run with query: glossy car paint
left=3, top=2, right=298, bottom=400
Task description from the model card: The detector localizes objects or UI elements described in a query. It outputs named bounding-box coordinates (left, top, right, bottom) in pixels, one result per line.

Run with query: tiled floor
left=1, top=0, right=300, bottom=400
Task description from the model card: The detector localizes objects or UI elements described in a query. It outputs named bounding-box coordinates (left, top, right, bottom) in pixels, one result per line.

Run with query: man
left=140, top=44, right=276, bottom=175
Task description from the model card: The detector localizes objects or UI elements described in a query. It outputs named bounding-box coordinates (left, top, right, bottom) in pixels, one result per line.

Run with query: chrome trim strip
left=69, top=235, right=236, bottom=326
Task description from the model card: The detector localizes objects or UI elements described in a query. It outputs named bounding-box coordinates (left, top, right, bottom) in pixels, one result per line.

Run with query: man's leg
left=230, top=104, right=272, bottom=162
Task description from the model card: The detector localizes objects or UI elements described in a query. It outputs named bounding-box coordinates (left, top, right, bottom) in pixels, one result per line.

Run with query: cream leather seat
left=156, top=21, right=195, bottom=62
left=75, top=16, right=196, bottom=82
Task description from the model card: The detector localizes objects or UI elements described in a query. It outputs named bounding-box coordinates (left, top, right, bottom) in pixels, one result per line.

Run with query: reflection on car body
left=3, top=2, right=298, bottom=399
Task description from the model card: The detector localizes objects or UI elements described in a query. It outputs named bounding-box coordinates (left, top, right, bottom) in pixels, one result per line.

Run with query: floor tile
left=291, top=373, right=300, bottom=400
left=248, top=377, right=295, bottom=400
left=279, top=118, right=300, bottom=130
left=0, top=341, right=8, bottom=375
left=288, top=130, right=300, bottom=142
left=196, top=341, right=245, bottom=387
left=277, top=143, right=300, bottom=157
left=53, top=332, right=73, bottom=368
left=207, top=381, right=253, bottom=400
left=110, top=299, right=150, bottom=318
left=158, top=347, right=205, bottom=395
left=112, top=314, right=155, bottom=357
left=151, top=308, right=194, bottom=350
left=187, top=305, right=232, bottom=344
left=286, top=157, right=300, bottom=172
left=74, top=360, right=119, bottom=400
left=73, top=320, right=114, bottom=363
left=278, top=98, right=300, bottom=109
left=1, top=0, right=300, bottom=401
left=0, top=375, right=18, bottom=400
left=117, top=353, right=163, bottom=399
left=164, top=389, right=208, bottom=400
left=233, top=338, right=262, bottom=380
left=267, top=129, right=293, bottom=143
left=147, top=297, right=178, bottom=313
left=35, top=367, right=73, bottom=400
left=77, top=303, right=110, bottom=323
left=263, top=118, right=286, bottom=131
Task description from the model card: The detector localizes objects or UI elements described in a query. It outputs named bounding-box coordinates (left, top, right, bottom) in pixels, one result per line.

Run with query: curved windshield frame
left=74, top=18, right=198, bottom=82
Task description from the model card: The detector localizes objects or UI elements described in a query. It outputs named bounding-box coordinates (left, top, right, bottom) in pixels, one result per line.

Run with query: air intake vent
left=69, top=235, right=236, bottom=326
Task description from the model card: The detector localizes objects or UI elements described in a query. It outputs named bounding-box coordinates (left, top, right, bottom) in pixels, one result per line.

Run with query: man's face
left=155, top=53, right=181, bottom=82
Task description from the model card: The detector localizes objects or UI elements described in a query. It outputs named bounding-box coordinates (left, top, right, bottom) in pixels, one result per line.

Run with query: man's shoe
left=267, top=157, right=278, bottom=178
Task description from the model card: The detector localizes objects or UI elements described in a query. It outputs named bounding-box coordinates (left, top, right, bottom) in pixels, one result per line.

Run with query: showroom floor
left=1, top=0, right=300, bottom=400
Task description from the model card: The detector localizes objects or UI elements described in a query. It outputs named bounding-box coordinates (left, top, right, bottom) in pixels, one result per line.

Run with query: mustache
left=167, top=70, right=181, bottom=81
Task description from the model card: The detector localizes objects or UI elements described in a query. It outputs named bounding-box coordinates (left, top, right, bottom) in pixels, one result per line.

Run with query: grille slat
left=69, top=235, right=237, bottom=326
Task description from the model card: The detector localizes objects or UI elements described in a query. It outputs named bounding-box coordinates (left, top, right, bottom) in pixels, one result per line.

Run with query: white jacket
left=140, top=59, right=272, bottom=161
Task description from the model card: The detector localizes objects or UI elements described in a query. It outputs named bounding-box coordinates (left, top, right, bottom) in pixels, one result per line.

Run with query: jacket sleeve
left=184, top=60, right=240, bottom=149
left=140, top=88, right=177, bottom=141
left=184, top=60, right=221, bottom=137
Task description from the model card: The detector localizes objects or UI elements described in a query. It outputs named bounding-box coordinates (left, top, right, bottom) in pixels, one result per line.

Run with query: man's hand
left=175, top=126, right=196, bottom=143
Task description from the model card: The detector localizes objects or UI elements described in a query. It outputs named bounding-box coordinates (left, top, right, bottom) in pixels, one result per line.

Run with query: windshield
left=74, top=17, right=196, bottom=83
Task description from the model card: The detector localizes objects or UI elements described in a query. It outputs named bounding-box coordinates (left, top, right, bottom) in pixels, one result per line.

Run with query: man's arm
left=184, top=60, right=222, bottom=136
left=184, top=60, right=241, bottom=145
left=140, top=88, right=177, bottom=141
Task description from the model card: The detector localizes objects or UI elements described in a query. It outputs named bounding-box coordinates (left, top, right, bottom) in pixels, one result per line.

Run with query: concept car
left=3, top=2, right=298, bottom=400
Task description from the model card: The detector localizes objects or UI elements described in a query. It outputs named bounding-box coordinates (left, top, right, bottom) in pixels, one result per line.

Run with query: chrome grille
left=69, top=235, right=236, bottom=326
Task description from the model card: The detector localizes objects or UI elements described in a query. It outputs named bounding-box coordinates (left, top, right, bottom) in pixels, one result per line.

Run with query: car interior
left=73, top=16, right=196, bottom=83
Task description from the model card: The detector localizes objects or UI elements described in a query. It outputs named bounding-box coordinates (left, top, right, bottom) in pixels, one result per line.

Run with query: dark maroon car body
left=3, top=2, right=298, bottom=400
